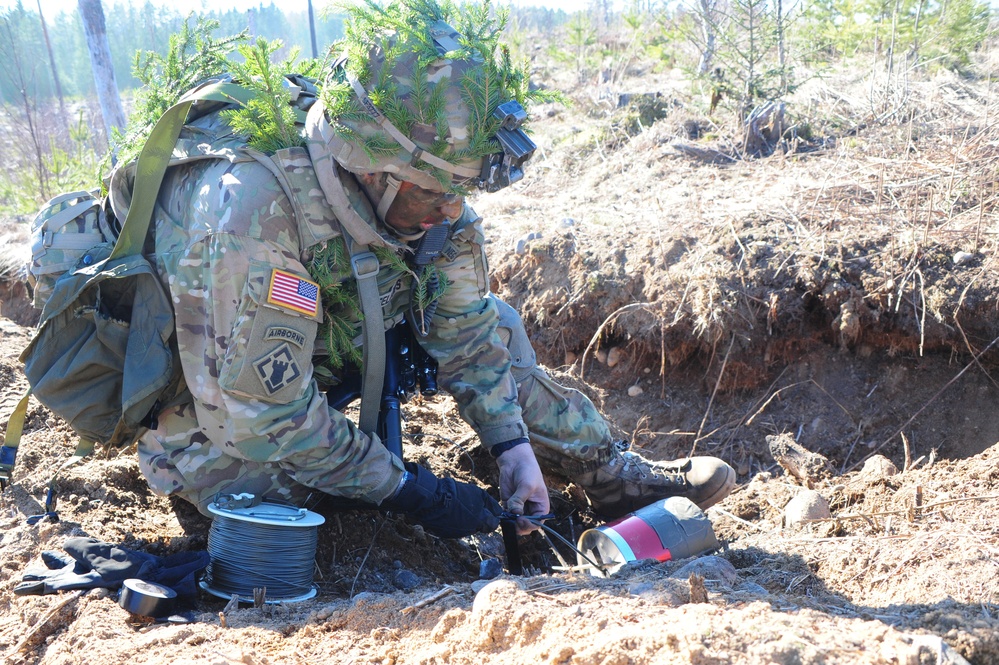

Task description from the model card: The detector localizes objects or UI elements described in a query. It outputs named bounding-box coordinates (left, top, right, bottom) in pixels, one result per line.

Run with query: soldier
left=135, top=0, right=735, bottom=539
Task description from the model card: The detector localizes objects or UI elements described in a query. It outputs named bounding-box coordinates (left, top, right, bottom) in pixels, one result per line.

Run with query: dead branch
left=401, top=585, right=455, bottom=615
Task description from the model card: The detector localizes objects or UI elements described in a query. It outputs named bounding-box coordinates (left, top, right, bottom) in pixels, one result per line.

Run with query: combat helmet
left=307, top=0, right=538, bottom=220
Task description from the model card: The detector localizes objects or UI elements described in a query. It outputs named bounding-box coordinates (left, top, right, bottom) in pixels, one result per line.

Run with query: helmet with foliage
left=314, top=0, right=544, bottom=205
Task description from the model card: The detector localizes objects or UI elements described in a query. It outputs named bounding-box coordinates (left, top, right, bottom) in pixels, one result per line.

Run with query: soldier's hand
left=496, top=442, right=550, bottom=535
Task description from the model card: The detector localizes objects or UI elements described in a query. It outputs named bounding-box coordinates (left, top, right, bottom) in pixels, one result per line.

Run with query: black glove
left=382, top=463, right=502, bottom=539
left=14, top=537, right=209, bottom=600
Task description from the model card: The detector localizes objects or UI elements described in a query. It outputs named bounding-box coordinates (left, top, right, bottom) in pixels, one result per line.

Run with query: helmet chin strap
left=375, top=174, right=426, bottom=241
left=376, top=174, right=402, bottom=221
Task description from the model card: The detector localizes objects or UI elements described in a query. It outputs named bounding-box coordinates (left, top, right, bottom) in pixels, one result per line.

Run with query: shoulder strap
left=0, top=391, right=30, bottom=490
left=304, top=100, right=392, bottom=436
left=110, top=81, right=257, bottom=259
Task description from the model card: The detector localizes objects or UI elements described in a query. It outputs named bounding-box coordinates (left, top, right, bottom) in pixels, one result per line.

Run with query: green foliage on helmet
left=320, top=0, right=557, bottom=192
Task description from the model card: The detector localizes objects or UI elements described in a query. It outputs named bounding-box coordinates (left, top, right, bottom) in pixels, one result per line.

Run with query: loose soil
left=1, top=55, right=998, bottom=665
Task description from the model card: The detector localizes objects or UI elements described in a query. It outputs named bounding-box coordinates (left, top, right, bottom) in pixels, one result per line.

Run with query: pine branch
left=220, top=38, right=305, bottom=153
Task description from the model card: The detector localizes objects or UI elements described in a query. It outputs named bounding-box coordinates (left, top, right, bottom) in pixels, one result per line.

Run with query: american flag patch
left=267, top=269, right=320, bottom=316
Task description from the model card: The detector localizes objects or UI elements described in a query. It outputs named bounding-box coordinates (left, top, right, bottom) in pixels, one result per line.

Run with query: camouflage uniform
left=136, top=111, right=612, bottom=515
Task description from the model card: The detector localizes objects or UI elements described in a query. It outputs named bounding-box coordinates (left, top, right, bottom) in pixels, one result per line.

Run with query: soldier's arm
left=165, top=159, right=404, bottom=502
left=416, top=206, right=549, bottom=525
left=416, top=207, right=529, bottom=450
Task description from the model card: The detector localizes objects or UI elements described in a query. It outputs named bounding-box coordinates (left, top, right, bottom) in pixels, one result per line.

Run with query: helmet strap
left=346, top=71, right=480, bottom=180
left=376, top=174, right=402, bottom=221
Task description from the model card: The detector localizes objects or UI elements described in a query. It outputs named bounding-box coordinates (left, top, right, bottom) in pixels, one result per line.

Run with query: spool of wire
left=201, top=499, right=326, bottom=603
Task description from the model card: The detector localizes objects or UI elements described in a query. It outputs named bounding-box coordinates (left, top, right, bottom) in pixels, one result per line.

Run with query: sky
left=17, top=0, right=587, bottom=17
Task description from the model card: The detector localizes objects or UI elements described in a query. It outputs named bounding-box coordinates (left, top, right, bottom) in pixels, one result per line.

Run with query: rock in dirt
left=627, top=385, right=644, bottom=397
left=952, top=251, right=975, bottom=266
left=606, top=346, right=625, bottom=368
left=783, top=489, right=831, bottom=527
left=392, top=569, right=422, bottom=591
left=767, top=433, right=832, bottom=487
left=860, top=454, right=899, bottom=478
left=908, top=635, right=973, bottom=664
left=478, top=558, right=503, bottom=580
left=671, top=555, right=739, bottom=588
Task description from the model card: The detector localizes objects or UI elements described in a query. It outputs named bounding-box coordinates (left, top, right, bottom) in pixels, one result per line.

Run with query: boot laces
left=608, top=441, right=687, bottom=484
left=608, top=441, right=660, bottom=481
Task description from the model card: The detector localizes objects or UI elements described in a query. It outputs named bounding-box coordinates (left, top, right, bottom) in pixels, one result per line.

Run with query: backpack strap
left=1, top=389, right=96, bottom=524
left=0, top=390, right=30, bottom=490
left=110, top=81, right=258, bottom=260
left=305, top=100, right=390, bottom=436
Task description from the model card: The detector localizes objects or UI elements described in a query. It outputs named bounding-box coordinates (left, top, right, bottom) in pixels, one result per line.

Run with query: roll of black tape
left=119, top=578, right=177, bottom=618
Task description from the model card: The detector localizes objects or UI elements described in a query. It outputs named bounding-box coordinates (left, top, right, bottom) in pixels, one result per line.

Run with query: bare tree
left=37, top=0, right=68, bottom=130
left=0, top=16, right=48, bottom=199
left=307, top=0, right=318, bottom=59
left=78, top=0, right=126, bottom=147
left=694, top=0, right=721, bottom=74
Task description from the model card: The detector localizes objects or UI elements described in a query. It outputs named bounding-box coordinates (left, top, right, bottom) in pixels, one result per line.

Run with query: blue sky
left=21, top=0, right=586, bottom=17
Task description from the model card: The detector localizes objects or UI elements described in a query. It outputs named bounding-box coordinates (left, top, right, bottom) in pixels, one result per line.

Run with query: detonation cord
left=206, top=515, right=318, bottom=599
left=499, top=512, right=607, bottom=575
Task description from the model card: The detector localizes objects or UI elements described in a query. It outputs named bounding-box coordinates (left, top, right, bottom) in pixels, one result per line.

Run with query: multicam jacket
left=136, top=106, right=529, bottom=510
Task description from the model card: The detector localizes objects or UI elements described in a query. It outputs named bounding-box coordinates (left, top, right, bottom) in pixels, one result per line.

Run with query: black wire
left=206, top=515, right=318, bottom=599
left=505, top=513, right=607, bottom=573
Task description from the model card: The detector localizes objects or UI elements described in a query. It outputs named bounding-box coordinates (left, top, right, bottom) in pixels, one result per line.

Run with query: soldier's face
left=385, top=181, right=463, bottom=234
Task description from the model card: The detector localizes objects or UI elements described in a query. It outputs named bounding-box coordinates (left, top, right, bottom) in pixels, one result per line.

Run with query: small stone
left=953, top=251, right=974, bottom=266
left=565, top=351, right=578, bottom=365
left=860, top=454, right=899, bottom=478
left=606, top=346, right=624, bottom=368
left=561, top=218, right=576, bottom=227
left=627, top=385, right=644, bottom=397
left=595, top=349, right=608, bottom=364
left=478, top=558, right=503, bottom=580
left=628, top=582, right=655, bottom=596
left=392, top=569, right=421, bottom=591
left=643, top=367, right=651, bottom=374
left=514, top=239, right=527, bottom=254
left=732, top=581, right=769, bottom=598
left=783, top=489, right=831, bottom=527
left=352, top=592, right=383, bottom=606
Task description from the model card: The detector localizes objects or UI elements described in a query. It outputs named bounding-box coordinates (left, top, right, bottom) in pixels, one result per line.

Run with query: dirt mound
left=1, top=63, right=998, bottom=665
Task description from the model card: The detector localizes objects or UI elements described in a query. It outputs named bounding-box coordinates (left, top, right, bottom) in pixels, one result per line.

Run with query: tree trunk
left=307, top=0, right=318, bottom=59
left=78, top=0, right=126, bottom=147
left=37, top=0, right=69, bottom=131
left=0, top=17, right=48, bottom=199
left=696, top=0, right=718, bottom=75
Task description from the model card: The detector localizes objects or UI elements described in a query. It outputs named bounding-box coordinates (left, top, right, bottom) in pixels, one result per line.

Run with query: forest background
left=0, top=0, right=994, bottom=221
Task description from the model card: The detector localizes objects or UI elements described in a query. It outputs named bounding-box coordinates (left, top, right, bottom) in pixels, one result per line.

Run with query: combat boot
left=574, top=442, right=735, bottom=519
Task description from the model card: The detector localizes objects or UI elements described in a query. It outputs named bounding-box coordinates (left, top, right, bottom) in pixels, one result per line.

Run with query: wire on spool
left=204, top=501, right=325, bottom=602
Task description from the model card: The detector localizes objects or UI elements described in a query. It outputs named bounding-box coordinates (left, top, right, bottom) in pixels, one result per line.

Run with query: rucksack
left=1, top=82, right=255, bottom=504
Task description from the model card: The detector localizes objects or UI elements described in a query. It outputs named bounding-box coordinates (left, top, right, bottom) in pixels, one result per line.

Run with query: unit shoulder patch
left=253, top=343, right=303, bottom=395
left=264, top=325, right=308, bottom=348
